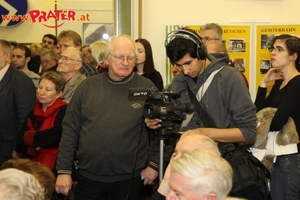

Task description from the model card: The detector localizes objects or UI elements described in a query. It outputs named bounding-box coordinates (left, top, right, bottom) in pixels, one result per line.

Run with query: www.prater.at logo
left=0, top=0, right=28, bottom=27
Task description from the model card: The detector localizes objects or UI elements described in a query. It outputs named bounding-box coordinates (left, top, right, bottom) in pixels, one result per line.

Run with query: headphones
left=164, top=29, right=206, bottom=60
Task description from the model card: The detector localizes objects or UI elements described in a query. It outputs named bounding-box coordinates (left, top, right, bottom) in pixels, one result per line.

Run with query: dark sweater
left=56, top=72, right=158, bottom=182
left=255, top=75, right=300, bottom=152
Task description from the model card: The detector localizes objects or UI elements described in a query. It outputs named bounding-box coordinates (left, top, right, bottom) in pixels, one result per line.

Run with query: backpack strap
left=183, top=65, right=225, bottom=128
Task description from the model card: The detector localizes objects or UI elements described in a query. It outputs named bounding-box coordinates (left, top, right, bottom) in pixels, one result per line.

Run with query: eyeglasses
left=268, top=46, right=285, bottom=53
left=201, top=37, right=220, bottom=42
left=57, top=55, right=81, bottom=62
left=109, top=53, right=135, bottom=64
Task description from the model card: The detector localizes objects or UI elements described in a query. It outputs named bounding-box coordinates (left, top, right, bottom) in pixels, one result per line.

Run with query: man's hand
left=145, top=118, right=162, bottom=130
left=141, top=166, right=158, bottom=186
left=180, top=129, right=199, bottom=137
left=12, top=150, right=18, bottom=159
left=55, top=174, right=73, bottom=195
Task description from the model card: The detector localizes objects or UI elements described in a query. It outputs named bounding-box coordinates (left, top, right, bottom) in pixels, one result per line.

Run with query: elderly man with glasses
left=199, top=23, right=223, bottom=45
left=57, top=30, right=97, bottom=77
left=55, top=35, right=158, bottom=200
left=199, top=23, right=249, bottom=88
left=56, top=47, right=86, bottom=103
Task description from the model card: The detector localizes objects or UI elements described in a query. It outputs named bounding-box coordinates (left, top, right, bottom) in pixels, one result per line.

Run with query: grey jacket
left=170, top=54, right=256, bottom=143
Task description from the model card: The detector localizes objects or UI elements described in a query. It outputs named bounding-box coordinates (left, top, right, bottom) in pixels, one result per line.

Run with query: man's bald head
left=173, top=134, right=220, bottom=160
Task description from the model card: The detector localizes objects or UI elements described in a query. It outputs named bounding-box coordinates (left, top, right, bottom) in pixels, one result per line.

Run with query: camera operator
left=145, top=28, right=259, bottom=199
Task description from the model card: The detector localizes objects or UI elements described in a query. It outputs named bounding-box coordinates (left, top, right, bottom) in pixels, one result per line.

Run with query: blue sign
left=0, top=0, right=28, bottom=27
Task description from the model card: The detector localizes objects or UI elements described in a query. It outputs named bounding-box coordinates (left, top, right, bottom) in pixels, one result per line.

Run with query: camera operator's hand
left=145, top=118, right=162, bottom=129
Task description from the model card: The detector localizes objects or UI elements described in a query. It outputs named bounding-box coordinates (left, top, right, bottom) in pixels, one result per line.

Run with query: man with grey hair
left=167, top=149, right=233, bottom=200
left=57, top=30, right=97, bottom=77
left=199, top=23, right=223, bottom=45
left=56, top=47, right=86, bottom=103
left=0, top=39, right=36, bottom=165
left=200, top=23, right=249, bottom=88
left=152, top=134, right=221, bottom=199
left=55, top=35, right=158, bottom=200
left=39, top=49, right=58, bottom=74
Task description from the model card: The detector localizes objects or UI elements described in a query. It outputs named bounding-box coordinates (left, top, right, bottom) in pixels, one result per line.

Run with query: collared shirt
left=81, top=62, right=97, bottom=77
left=0, top=64, right=9, bottom=81
left=26, top=71, right=40, bottom=89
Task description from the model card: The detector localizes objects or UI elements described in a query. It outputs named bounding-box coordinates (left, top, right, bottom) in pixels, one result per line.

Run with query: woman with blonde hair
left=30, top=43, right=43, bottom=58
left=90, top=40, right=108, bottom=72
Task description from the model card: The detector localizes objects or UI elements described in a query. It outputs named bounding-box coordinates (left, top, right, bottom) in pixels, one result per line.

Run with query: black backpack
left=219, top=143, right=271, bottom=199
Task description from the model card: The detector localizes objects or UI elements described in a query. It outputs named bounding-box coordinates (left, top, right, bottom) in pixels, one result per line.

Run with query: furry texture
left=253, top=107, right=299, bottom=172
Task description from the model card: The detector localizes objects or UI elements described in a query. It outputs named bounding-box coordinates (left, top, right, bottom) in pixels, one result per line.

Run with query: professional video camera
left=129, top=87, right=195, bottom=182
left=129, top=87, right=195, bottom=140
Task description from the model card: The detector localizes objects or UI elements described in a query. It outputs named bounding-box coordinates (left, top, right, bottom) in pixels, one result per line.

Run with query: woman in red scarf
left=16, top=71, right=68, bottom=170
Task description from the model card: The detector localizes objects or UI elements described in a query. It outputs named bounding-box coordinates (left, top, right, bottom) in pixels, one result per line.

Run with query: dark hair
left=270, top=34, right=300, bottom=71
left=80, top=45, right=91, bottom=52
left=165, top=29, right=201, bottom=63
left=8, top=40, right=18, bottom=47
left=269, top=34, right=293, bottom=47
left=13, top=44, right=31, bottom=58
left=40, top=71, right=65, bottom=93
left=134, top=38, right=156, bottom=76
left=43, top=34, right=58, bottom=45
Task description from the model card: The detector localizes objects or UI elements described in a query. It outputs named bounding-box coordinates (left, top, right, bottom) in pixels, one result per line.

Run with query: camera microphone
left=128, top=87, right=150, bottom=97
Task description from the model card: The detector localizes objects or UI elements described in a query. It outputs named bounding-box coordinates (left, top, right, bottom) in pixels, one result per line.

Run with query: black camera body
left=144, top=90, right=187, bottom=123
left=129, top=87, right=194, bottom=139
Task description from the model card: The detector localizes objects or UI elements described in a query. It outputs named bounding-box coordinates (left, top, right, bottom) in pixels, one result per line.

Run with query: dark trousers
left=271, top=153, right=300, bottom=200
left=0, top=139, right=13, bottom=165
left=75, top=174, right=143, bottom=200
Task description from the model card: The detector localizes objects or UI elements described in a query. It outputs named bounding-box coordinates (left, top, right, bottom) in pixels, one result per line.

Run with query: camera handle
left=156, top=121, right=177, bottom=183
left=159, top=139, right=164, bottom=182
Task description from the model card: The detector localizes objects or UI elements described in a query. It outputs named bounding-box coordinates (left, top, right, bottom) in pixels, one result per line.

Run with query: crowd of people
left=0, top=22, right=299, bottom=200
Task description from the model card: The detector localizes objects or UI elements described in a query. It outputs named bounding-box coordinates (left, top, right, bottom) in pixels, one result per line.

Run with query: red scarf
left=24, top=98, right=67, bottom=170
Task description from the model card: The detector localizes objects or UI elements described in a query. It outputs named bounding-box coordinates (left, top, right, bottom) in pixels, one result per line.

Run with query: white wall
left=141, top=0, right=300, bottom=98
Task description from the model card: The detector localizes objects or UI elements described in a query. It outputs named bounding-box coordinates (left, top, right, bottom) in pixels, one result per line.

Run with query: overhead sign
left=0, top=0, right=28, bottom=27
left=1, top=1, right=90, bottom=28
